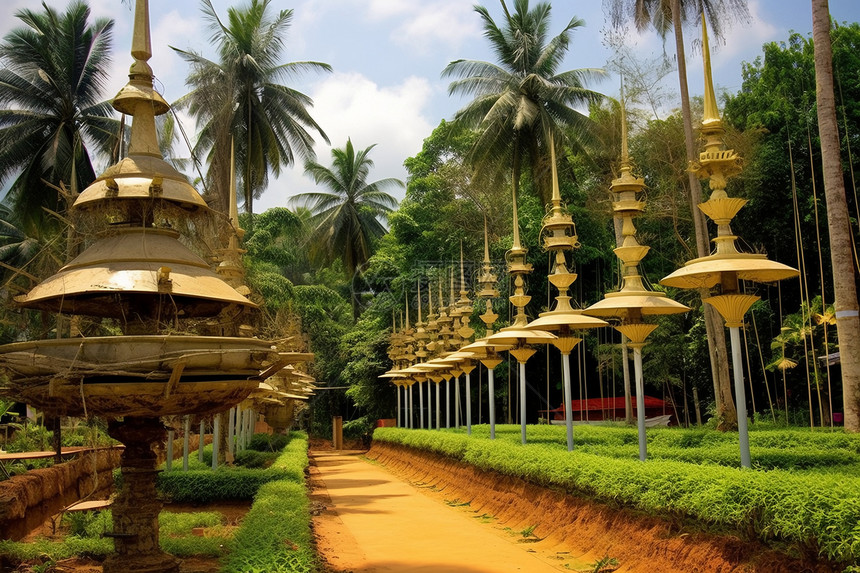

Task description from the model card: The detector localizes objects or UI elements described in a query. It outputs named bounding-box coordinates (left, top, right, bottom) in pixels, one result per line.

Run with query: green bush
left=246, top=433, right=288, bottom=452
left=374, top=427, right=860, bottom=563
left=220, top=482, right=313, bottom=572
left=220, top=430, right=314, bottom=572
left=234, top=449, right=278, bottom=469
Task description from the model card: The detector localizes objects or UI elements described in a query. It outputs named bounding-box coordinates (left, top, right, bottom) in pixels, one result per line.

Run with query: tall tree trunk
left=671, top=0, right=737, bottom=429
left=811, top=0, right=860, bottom=432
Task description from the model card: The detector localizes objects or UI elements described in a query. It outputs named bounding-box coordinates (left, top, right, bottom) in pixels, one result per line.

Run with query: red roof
left=547, top=396, right=667, bottom=413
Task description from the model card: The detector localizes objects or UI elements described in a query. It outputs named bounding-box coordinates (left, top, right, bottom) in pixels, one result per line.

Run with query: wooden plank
left=65, top=500, right=112, bottom=512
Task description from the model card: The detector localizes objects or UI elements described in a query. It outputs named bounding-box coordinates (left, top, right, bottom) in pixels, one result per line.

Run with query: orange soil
left=348, top=441, right=843, bottom=573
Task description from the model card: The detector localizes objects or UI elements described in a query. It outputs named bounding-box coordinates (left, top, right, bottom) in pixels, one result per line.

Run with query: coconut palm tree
left=0, top=1, right=118, bottom=234
left=811, top=0, right=860, bottom=432
left=292, top=139, right=401, bottom=317
left=606, top=0, right=749, bottom=429
left=442, top=0, right=606, bottom=206
left=172, top=0, right=330, bottom=218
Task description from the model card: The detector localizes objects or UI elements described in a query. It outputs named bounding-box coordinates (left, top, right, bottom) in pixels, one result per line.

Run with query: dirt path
left=310, top=450, right=574, bottom=573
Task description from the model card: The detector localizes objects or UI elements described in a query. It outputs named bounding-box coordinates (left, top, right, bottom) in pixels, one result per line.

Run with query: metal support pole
left=396, top=386, right=401, bottom=428
left=419, top=380, right=425, bottom=429
left=730, top=326, right=751, bottom=468
left=427, top=379, right=433, bottom=429
left=211, top=416, right=220, bottom=470
left=519, top=362, right=527, bottom=445
left=455, top=375, right=461, bottom=428
left=227, top=407, right=235, bottom=458
left=435, top=382, right=441, bottom=429
left=198, top=420, right=205, bottom=462
left=408, top=384, right=413, bottom=428
left=166, top=430, right=174, bottom=471
left=182, top=416, right=190, bottom=471
left=634, top=346, right=647, bottom=461
left=562, top=352, right=574, bottom=452
left=466, top=372, right=472, bottom=436
left=488, top=367, right=496, bottom=440
left=446, top=378, right=451, bottom=428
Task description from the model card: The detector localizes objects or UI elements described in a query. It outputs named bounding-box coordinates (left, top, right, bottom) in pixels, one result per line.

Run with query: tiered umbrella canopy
left=660, top=17, right=798, bottom=468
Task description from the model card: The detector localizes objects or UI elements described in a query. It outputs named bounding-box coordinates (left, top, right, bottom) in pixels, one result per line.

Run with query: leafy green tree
left=0, top=1, right=118, bottom=233
left=443, top=0, right=606, bottom=205
left=173, top=0, right=330, bottom=217
left=292, top=139, right=402, bottom=316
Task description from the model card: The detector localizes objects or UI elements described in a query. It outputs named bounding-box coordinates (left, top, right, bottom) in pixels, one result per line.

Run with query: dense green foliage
left=172, top=0, right=330, bottom=215
left=375, top=426, right=860, bottom=562
left=0, top=0, right=118, bottom=233
left=220, top=431, right=315, bottom=573
left=0, top=510, right=228, bottom=562
left=157, top=432, right=308, bottom=503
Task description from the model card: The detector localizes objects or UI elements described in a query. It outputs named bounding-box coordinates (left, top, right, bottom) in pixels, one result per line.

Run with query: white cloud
left=358, top=0, right=480, bottom=54
left=256, top=72, right=434, bottom=212
left=389, top=3, right=481, bottom=54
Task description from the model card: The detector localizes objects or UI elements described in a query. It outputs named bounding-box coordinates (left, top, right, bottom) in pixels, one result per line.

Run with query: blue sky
left=2, top=0, right=859, bottom=212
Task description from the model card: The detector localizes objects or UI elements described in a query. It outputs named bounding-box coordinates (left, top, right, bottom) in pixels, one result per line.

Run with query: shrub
left=234, top=449, right=278, bottom=469
left=246, top=433, right=289, bottom=452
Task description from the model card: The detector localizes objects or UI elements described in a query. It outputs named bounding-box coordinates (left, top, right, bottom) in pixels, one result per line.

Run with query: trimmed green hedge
left=220, top=430, right=315, bottom=573
left=157, top=433, right=308, bottom=503
left=374, top=427, right=860, bottom=563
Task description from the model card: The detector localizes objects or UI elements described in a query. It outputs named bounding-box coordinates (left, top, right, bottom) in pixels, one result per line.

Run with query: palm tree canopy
left=0, top=1, right=118, bottom=233
left=292, top=139, right=402, bottom=280
left=442, top=0, right=606, bottom=204
left=606, top=0, right=750, bottom=41
left=172, top=0, right=331, bottom=216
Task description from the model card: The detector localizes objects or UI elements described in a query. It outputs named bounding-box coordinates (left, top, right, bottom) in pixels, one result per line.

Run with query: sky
left=2, top=0, right=859, bottom=213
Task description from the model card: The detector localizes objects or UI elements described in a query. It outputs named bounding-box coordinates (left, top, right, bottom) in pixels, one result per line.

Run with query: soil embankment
left=364, top=440, right=841, bottom=573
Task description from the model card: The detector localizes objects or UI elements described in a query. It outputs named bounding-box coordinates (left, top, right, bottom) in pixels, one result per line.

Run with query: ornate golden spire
left=701, top=15, right=720, bottom=126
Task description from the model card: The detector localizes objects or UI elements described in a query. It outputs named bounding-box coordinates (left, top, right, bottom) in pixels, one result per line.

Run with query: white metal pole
left=562, top=352, right=574, bottom=452
left=227, top=407, right=235, bottom=458
left=435, top=382, right=441, bottom=429
left=446, top=378, right=451, bottom=428
left=419, top=380, right=425, bottom=429
left=166, top=429, right=174, bottom=471
left=730, top=326, right=752, bottom=468
left=488, top=367, right=496, bottom=440
left=519, top=362, right=527, bottom=445
left=455, top=375, right=461, bottom=428
left=198, top=420, right=205, bottom=462
left=211, top=416, right=220, bottom=470
left=466, top=372, right=472, bottom=436
left=182, top=416, right=190, bottom=471
left=634, top=346, right=647, bottom=461
left=427, top=379, right=432, bottom=429
left=396, top=385, right=401, bottom=427
left=408, top=384, right=413, bottom=428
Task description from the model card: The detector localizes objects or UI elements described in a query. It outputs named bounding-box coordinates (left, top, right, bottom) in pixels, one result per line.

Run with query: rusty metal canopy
left=660, top=254, right=799, bottom=289
left=16, top=228, right=254, bottom=317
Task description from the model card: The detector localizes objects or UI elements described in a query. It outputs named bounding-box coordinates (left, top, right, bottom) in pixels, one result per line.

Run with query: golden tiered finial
left=456, top=242, right=475, bottom=339
left=661, top=16, right=798, bottom=469
left=477, top=216, right=500, bottom=335
left=584, top=90, right=688, bottom=459
left=415, top=280, right=428, bottom=359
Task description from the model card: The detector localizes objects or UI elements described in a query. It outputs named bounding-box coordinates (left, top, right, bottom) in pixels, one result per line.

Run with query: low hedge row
left=220, top=430, right=315, bottom=573
left=373, top=427, right=860, bottom=564
left=157, top=433, right=308, bottom=503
